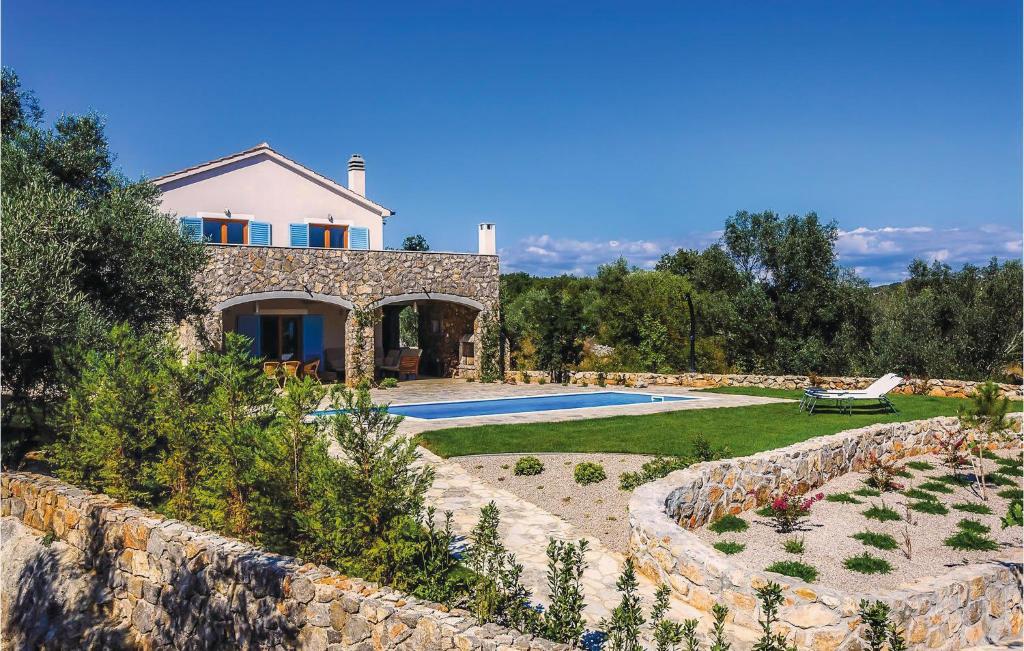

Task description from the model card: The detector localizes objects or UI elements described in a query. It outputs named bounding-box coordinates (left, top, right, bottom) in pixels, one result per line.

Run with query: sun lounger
left=800, top=373, right=903, bottom=414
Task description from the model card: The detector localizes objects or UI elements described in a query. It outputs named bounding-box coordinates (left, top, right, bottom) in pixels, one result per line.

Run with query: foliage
left=933, top=431, right=969, bottom=477
left=398, top=305, right=419, bottom=348
left=956, top=518, right=990, bottom=535
left=858, top=600, right=908, bottom=651
left=601, top=558, right=645, bottom=651
left=943, top=529, right=998, bottom=551
left=765, top=489, right=824, bottom=533
left=514, top=456, right=545, bottom=476
left=916, top=481, right=954, bottom=494
left=708, top=514, right=748, bottom=534
left=863, top=451, right=906, bottom=492
left=1001, top=500, right=1023, bottom=529
left=852, top=531, right=899, bottom=550
left=618, top=456, right=690, bottom=491
left=959, top=381, right=1012, bottom=500
left=692, top=433, right=728, bottom=463
left=709, top=603, right=731, bottom=651
left=477, top=311, right=502, bottom=383
left=996, top=488, right=1021, bottom=500
left=782, top=536, right=805, bottom=554
left=466, top=502, right=539, bottom=631
left=853, top=487, right=881, bottom=497
left=713, top=541, right=745, bottom=555
left=378, top=377, right=399, bottom=389
left=573, top=462, right=607, bottom=485
left=843, top=552, right=892, bottom=575
left=765, top=560, right=817, bottom=583
left=542, top=539, right=589, bottom=645
left=1, top=69, right=207, bottom=466
left=862, top=504, right=901, bottom=522
left=752, top=582, right=797, bottom=651
left=414, top=509, right=469, bottom=605
left=826, top=492, right=862, bottom=504
left=909, top=500, right=948, bottom=516
left=401, top=234, right=430, bottom=251
left=952, top=502, right=992, bottom=515
left=906, top=460, right=934, bottom=471
left=902, top=488, right=937, bottom=502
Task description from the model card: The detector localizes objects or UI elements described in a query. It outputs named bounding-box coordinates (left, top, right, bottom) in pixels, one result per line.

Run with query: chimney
left=348, top=154, right=365, bottom=195
left=478, top=223, right=496, bottom=255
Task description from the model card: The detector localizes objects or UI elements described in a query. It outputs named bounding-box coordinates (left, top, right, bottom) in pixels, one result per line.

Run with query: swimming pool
left=317, top=391, right=696, bottom=420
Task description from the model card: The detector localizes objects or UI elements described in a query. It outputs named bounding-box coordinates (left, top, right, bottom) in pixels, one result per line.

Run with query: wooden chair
left=281, top=361, right=300, bottom=383
left=378, top=349, right=402, bottom=376
left=302, top=359, right=321, bottom=384
left=397, top=348, right=421, bottom=380
left=263, top=361, right=281, bottom=386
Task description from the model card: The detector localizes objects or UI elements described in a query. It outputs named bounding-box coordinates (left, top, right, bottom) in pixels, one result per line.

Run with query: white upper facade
left=152, top=143, right=393, bottom=250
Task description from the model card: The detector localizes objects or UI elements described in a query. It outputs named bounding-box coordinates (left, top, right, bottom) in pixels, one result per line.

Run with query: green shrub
left=826, top=492, right=862, bottom=504
left=713, top=540, right=745, bottom=555
left=573, top=462, right=606, bottom=485
left=906, top=460, right=934, bottom=471
left=853, top=487, right=881, bottom=497
left=520, top=372, right=531, bottom=384
left=952, top=502, right=992, bottom=515
left=910, top=500, right=948, bottom=515
left=1001, top=500, right=1023, bottom=529
left=537, top=377, right=547, bottom=385
left=843, top=552, right=892, bottom=575
left=944, top=530, right=998, bottom=551
left=514, top=456, right=545, bottom=476
left=755, top=505, right=775, bottom=516
left=902, top=488, right=937, bottom=501
left=691, top=433, right=728, bottom=462
left=765, top=560, right=818, bottom=583
left=956, top=518, right=990, bottom=534
left=782, top=536, right=805, bottom=554
left=618, top=456, right=689, bottom=490
left=378, top=377, right=399, bottom=389
left=708, top=514, right=748, bottom=534
left=862, top=504, right=900, bottom=522
left=852, top=531, right=899, bottom=550
left=997, top=488, right=1021, bottom=500
left=986, top=472, right=1014, bottom=487
left=995, top=455, right=1022, bottom=471
left=917, top=481, right=954, bottom=494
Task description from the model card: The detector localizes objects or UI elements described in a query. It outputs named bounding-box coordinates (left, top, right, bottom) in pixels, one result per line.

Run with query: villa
left=152, top=143, right=500, bottom=382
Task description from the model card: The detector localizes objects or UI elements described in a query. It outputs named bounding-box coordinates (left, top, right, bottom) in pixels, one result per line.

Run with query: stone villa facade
left=153, top=143, right=499, bottom=381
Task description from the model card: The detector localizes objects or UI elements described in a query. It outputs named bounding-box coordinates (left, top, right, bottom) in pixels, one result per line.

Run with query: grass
left=952, top=502, right=993, bottom=515
left=986, top=472, right=1015, bottom=487
left=782, top=536, right=806, bottom=554
left=844, top=552, right=893, bottom=575
left=917, top=481, right=955, bottom=494
left=852, top=530, right=899, bottom=550
left=755, top=506, right=774, bottom=517
left=906, top=460, right=934, bottom=471
left=910, top=500, right=949, bottom=515
left=956, top=518, right=991, bottom=535
left=853, top=487, right=881, bottom=498
left=863, top=504, right=901, bottom=522
left=902, top=488, right=938, bottom=501
left=997, top=488, right=1022, bottom=500
left=826, top=492, right=862, bottom=504
left=416, top=391, right=990, bottom=458
left=713, top=541, right=745, bottom=555
left=765, top=560, right=818, bottom=583
left=995, top=456, right=1022, bottom=471
left=944, top=530, right=999, bottom=551
left=708, top=514, right=748, bottom=534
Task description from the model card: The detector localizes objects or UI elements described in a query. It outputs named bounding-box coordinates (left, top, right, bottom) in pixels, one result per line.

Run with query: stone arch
left=368, top=292, right=487, bottom=312
left=213, top=291, right=355, bottom=312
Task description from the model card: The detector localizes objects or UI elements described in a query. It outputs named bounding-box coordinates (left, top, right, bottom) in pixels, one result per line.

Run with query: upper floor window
left=308, top=224, right=348, bottom=249
left=202, top=218, right=248, bottom=244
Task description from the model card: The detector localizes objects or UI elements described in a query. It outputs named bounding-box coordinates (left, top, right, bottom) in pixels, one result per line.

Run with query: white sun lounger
left=799, top=373, right=903, bottom=414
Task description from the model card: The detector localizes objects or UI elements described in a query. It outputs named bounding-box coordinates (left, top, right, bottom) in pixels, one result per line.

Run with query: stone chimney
left=348, top=154, right=365, bottom=195
left=478, top=223, right=496, bottom=255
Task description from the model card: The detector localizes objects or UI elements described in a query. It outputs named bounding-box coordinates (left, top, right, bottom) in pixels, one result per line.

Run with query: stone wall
left=188, top=246, right=500, bottom=382
left=1, top=472, right=565, bottom=651
left=504, top=370, right=1023, bottom=399
left=628, top=416, right=1023, bottom=650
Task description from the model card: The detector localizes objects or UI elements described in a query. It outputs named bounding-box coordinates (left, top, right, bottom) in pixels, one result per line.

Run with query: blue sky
left=4, top=1, right=1021, bottom=283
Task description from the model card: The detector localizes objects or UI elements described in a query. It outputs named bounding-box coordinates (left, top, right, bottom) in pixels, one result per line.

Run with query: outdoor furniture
left=281, top=360, right=301, bottom=382
left=323, top=347, right=345, bottom=382
left=263, top=361, right=281, bottom=386
left=378, top=349, right=402, bottom=375
left=397, top=348, right=422, bottom=380
left=302, top=359, right=322, bottom=384
left=800, top=373, right=903, bottom=414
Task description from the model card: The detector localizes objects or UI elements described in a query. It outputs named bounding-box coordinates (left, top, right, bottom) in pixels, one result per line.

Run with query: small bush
left=953, top=502, right=992, bottom=515
left=997, top=488, right=1021, bottom=500
left=826, top=492, right=862, bottom=504
left=618, top=456, right=689, bottom=491
left=573, top=462, right=606, bottom=485
left=596, top=372, right=606, bottom=387
left=956, top=518, right=990, bottom=534
left=782, top=536, right=805, bottom=554
left=852, top=531, right=899, bottom=550
left=986, top=472, right=1014, bottom=487
left=902, top=488, right=937, bottom=501
left=917, top=481, right=954, bottom=494
left=910, top=500, right=948, bottom=515
left=514, top=456, right=544, bottom=476
left=691, top=434, right=728, bottom=462
left=520, top=372, right=531, bottom=384
left=863, top=504, right=900, bottom=522
left=765, top=488, right=824, bottom=533
left=906, top=460, right=934, bottom=471
left=843, top=552, right=892, bottom=575
left=1001, top=500, right=1023, bottom=529
left=378, top=377, right=399, bottom=389
left=995, top=455, right=1022, bottom=471
left=755, top=505, right=774, bottom=517
left=537, top=377, right=547, bottom=385
left=863, top=451, right=906, bottom=491
left=708, top=514, right=748, bottom=534
left=765, top=560, right=818, bottom=583
left=713, top=540, right=745, bottom=555
left=944, top=530, right=998, bottom=551
left=853, top=487, right=881, bottom=497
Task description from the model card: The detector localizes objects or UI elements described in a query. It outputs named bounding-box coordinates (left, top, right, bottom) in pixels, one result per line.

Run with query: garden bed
left=693, top=450, right=1022, bottom=591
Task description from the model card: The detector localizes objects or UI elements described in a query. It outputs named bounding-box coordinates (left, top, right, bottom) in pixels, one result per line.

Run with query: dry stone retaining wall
left=628, top=416, right=1023, bottom=650
left=1, top=472, right=565, bottom=651
left=505, top=371, right=1022, bottom=399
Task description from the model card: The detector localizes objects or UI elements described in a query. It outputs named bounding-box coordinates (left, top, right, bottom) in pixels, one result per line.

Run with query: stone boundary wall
left=628, top=416, right=1023, bottom=650
left=504, top=370, right=1023, bottom=399
left=1, top=472, right=566, bottom=651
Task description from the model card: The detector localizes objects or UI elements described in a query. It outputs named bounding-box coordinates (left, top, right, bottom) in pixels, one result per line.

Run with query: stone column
left=344, top=307, right=377, bottom=386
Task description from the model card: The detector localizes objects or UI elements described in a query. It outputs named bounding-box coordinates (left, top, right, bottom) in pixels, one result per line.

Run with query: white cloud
left=501, top=223, right=1021, bottom=284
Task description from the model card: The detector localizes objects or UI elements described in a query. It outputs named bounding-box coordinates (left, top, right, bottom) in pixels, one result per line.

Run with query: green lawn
left=417, top=389, right=1017, bottom=459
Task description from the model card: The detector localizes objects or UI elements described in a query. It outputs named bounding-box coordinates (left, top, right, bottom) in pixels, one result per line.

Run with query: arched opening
left=217, top=293, right=351, bottom=382
left=374, top=294, right=482, bottom=379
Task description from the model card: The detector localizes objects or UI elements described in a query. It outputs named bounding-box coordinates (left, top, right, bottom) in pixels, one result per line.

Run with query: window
left=259, top=315, right=303, bottom=360
left=202, top=218, right=248, bottom=244
left=308, top=224, right=348, bottom=248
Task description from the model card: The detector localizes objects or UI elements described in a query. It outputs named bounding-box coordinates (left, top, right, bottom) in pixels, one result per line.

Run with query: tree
left=543, top=539, right=589, bottom=645
left=752, top=582, right=796, bottom=651
left=958, top=381, right=1011, bottom=500
left=602, top=558, right=645, bottom=651
left=402, top=234, right=430, bottom=251
left=533, top=290, right=585, bottom=381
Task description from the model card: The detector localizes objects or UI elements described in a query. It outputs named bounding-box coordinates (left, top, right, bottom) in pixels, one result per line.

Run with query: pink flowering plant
left=767, top=489, right=824, bottom=533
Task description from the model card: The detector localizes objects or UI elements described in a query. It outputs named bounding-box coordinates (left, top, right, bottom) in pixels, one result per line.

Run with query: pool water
left=317, top=391, right=694, bottom=420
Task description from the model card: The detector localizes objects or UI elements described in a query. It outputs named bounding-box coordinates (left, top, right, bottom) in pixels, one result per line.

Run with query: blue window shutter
left=302, top=315, right=324, bottom=363
left=236, top=315, right=261, bottom=358
left=289, top=223, right=309, bottom=247
left=250, top=221, right=271, bottom=245
left=349, top=226, right=370, bottom=250
left=180, top=217, right=202, bottom=242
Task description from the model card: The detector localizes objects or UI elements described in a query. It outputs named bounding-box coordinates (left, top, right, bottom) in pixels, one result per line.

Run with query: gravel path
left=694, top=450, right=1023, bottom=591
left=451, top=452, right=652, bottom=553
